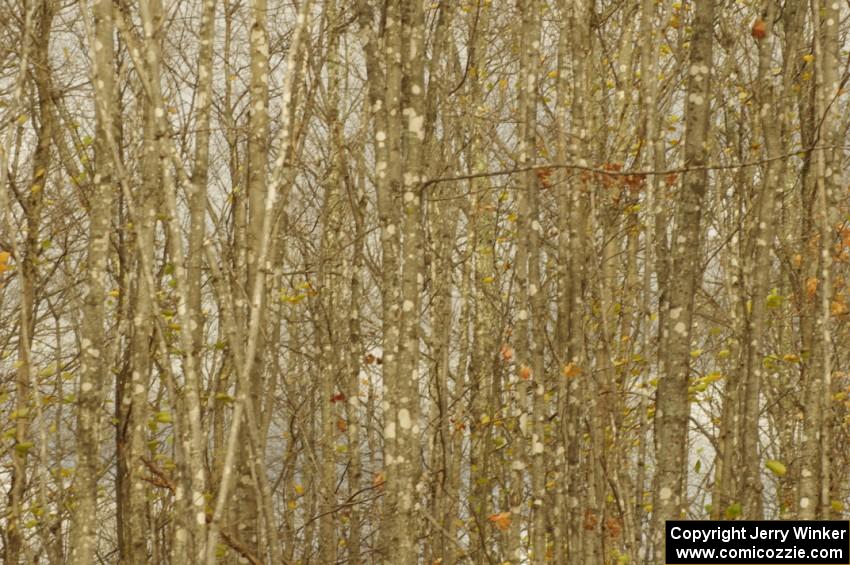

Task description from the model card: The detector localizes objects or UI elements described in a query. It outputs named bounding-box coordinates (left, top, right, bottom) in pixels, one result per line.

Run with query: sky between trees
left=1, top=0, right=849, bottom=563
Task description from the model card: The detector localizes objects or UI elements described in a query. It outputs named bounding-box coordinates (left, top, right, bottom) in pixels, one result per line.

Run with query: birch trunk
left=72, top=0, right=115, bottom=561
left=652, top=0, right=714, bottom=559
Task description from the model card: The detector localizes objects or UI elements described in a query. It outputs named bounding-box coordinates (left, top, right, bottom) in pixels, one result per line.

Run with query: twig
left=420, top=143, right=846, bottom=192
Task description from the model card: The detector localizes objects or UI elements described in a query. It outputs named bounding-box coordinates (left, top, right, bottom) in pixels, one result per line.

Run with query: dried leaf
left=751, top=18, right=767, bottom=40
left=488, top=511, right=512, bottom=531
left=500, top=344, right=513, bottom=363
left=563, top=363, right=582, bottom=378
left=805, top=277, right=818, bottom=299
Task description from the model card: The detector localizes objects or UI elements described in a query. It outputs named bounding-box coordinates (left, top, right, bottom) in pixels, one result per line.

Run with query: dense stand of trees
left=1, top=0, right=849, bottom=563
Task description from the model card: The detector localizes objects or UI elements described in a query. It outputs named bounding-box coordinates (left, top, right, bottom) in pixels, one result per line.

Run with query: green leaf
left=15, top=441, right=34, bottom=454
left=725, top=502, right=742, bottom=519
left=766, top=288, right=783, bottom=308
left=154, top=411, right=172, bottom=424
left=765, top=459, right=787, bottom=477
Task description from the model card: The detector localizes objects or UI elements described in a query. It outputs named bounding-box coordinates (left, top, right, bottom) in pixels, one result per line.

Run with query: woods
left=1, top=0, right=849, bottom=563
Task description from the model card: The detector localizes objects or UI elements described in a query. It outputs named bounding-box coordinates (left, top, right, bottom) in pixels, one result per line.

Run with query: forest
left=1, top=0, right=849, bottom=563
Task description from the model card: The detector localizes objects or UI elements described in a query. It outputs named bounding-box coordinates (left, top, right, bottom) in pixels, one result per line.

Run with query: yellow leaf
left=562, top=363, right=582, bottom=378
left=698, top=372, right=723, bottom=386
left=0, top=251, right=11, bottom=273
left=294, top=484, right=304, bottom=495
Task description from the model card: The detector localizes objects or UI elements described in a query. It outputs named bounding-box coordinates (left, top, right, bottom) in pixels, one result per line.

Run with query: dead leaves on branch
left=579, top=162, right=647, bottom=195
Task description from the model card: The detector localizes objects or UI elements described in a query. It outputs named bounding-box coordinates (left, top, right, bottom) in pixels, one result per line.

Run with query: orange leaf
left=584, top=509, right=599, bottom=531
left=535, top=167, right=553, bottom=188
left=373, top=471, right=385, bottom=489
left=488, top=511, right=512, bottom=531
left=605, top=517, right=622, bottom=539
left=336, top=418, right=348, bottom=433
left=563, top=363, right=582, bottom=378
left=518, top=365, right=532, bottom=380
left=751, top=18, right=767, bottom=40
left=805, top=277, right=818, bottom=299
left=0, top=251, right=10, bottom=273
left=500, top=344, right=513, bottom=363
